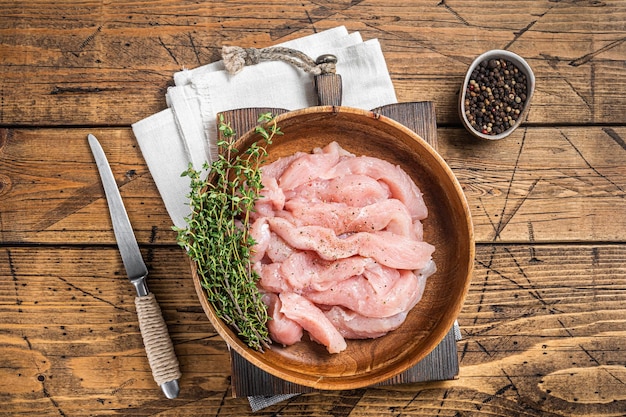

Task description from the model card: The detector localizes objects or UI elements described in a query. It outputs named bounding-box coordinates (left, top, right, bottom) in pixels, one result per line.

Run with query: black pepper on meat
left=464, top=58, right=528, bottom=136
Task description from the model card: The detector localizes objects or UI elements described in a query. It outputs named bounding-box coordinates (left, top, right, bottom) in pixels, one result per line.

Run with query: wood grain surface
left=2, top=126, right=624, bottom=244
left=1, top=0, right=625, bottom=416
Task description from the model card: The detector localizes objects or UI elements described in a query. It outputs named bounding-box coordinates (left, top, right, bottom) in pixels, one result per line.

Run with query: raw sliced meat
left=263, top=292, right=303, bottom=346
left=280, top=251, right=374, bottom=292
left=304, top=270, right=426, bottom=318
left=268, top=217, right=434, bottom=270
left=361, top=261, right=400, bottom=296
left=261, top=176, right=286, bottom=211
left=325, top=175, right=392, bottom=207
left=279, top=292, right=347, bottom=353
left=278, top=153, right=341, bottom=191
left=265, top=232, right=294, bottom=263
left=249, top=218, right=270, bottom=263
left=284, top=198, right=416, bottom=238
left=324, top=306, right=407, bottom=339
left=312, top=141, right=355, bottom=158
left=255, top=262, right=289, bottom=294
left=261, top=152, right=306, bottom=181
left=322, top=156, right=428, bottom=220
left=250, top=142, right=435, bottom=354
left=286, top=175, right=391, bottom=207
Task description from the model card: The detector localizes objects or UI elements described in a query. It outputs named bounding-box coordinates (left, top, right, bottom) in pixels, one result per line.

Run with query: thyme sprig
left=175, top=112, right=281, bottom=351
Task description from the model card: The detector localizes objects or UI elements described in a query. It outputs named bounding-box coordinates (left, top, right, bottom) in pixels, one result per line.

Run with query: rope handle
left=222, top=46, right=342, bottom=106
left=135, top=293, right=182, bottom=387
left=222, top=46, right=337, bottom=76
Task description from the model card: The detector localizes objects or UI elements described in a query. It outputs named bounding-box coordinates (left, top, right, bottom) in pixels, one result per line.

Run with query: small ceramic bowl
left=459, top=50, right=535, bottom=140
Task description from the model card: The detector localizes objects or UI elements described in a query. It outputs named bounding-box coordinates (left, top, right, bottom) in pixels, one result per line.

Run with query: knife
left=88, top=134, right=181, bottom=399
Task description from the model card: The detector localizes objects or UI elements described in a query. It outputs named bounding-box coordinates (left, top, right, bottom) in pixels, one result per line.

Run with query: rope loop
left=222, top=45, right=337, bottom=76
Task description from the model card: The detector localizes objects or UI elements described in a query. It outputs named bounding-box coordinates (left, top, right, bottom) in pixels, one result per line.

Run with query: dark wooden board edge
left=371, top=102, right=438, bottom=151
left=217, top=102, right=458, bottom=398
left=231, top=326, right=458, bottom=396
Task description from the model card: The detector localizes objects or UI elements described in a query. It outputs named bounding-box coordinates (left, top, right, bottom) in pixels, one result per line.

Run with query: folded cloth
left=132, top=27, right=397, bottom=228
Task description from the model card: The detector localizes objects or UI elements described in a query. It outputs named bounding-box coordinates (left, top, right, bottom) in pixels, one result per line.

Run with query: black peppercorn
left=464, top=58, right=528, bottom=136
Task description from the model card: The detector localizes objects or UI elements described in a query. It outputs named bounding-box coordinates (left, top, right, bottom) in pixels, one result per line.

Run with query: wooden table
left=1, top=1, right=625, bottom=415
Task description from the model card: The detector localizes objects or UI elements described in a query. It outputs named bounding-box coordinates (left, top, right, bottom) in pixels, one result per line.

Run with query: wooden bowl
left=191, top=105, right=474, bottom=390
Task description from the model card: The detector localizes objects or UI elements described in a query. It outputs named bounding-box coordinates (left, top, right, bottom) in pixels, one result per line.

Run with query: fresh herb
left=175, top=112, right=282, bottom=351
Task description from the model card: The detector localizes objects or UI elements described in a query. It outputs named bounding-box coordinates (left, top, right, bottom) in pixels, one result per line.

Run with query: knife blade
left=88, top=134, right=181, bottom=399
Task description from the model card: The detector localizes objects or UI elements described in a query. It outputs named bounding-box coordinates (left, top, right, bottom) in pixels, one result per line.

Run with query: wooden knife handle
left=135, top=292, right=182, bottom=398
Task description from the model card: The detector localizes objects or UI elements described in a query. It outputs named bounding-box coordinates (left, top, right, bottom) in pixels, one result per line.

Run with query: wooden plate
left=190, top=105, right=474, bottom=390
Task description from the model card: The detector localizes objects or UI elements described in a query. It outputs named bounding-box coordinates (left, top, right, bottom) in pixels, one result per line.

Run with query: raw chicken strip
left=285, top=198, right=416, bottom=238
left=260, top=152, right=305, bottom=181
left=249, top=218, right=270, bottom=263
left=361, top=261, right=401, bottom=296
left=323, top=156, right=428, bottom=220
left=265, top=232, right=294, bottom=263
left=255, top=262, right=290, bottom=294
left=280, top=252, right=375, bottom=292
left=312, top=141, right=355, bottom=158
left=279, top=292, right=347, bottom=353
left=286, top=175, right=391, bottom=207
left=324, top=306, right=408, bottom=339
left=304, top=270, right=426, bottom=318
left=256, top=176, right=286, bottom=216
left=278, top=152, right=341, bottom=191
left=268, top=217, right=434, bottom=270
left=263, top=292, right=303, bottom=346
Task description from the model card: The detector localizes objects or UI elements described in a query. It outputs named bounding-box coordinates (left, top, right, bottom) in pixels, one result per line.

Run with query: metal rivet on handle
left=316, top=54, right=337, bottom=64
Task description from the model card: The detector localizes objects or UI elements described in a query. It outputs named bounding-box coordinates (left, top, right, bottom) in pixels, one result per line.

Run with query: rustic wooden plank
left=446, top=125, right=626, bottom=243
left=0, top=245, right=229, bottom=415
left=1, top=243, right=624, bottom=416
left=1, top=126, right=625, bottom=245
left=1, top=1, right=623, bottom=416
left=0, top=128, right=175, bottom=245
left=371, top=102, right=438, bottom=150
left=1, top=1, right=625, bottom=126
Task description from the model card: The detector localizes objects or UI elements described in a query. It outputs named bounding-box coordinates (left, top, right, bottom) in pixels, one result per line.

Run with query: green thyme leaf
left=174, top=113, right=282, bottom=351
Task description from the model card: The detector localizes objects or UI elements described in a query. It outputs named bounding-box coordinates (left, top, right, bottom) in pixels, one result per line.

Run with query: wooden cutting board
left=217, top=100, right=460, bottom=397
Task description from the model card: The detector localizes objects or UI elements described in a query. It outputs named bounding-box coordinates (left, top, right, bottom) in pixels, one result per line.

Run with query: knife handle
left=135, top=292, right=182, bottom=398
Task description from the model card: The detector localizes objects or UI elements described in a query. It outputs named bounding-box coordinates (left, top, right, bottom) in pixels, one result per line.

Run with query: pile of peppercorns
left=464, top=58, right=528, bottom=136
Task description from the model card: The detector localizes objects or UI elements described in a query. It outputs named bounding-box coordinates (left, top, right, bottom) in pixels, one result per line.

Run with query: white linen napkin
left=132, top=27, right=397, bottom=228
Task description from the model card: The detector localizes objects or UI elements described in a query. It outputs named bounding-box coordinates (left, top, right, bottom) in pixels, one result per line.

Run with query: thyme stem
left=175, top=112, right=281, bottom=351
